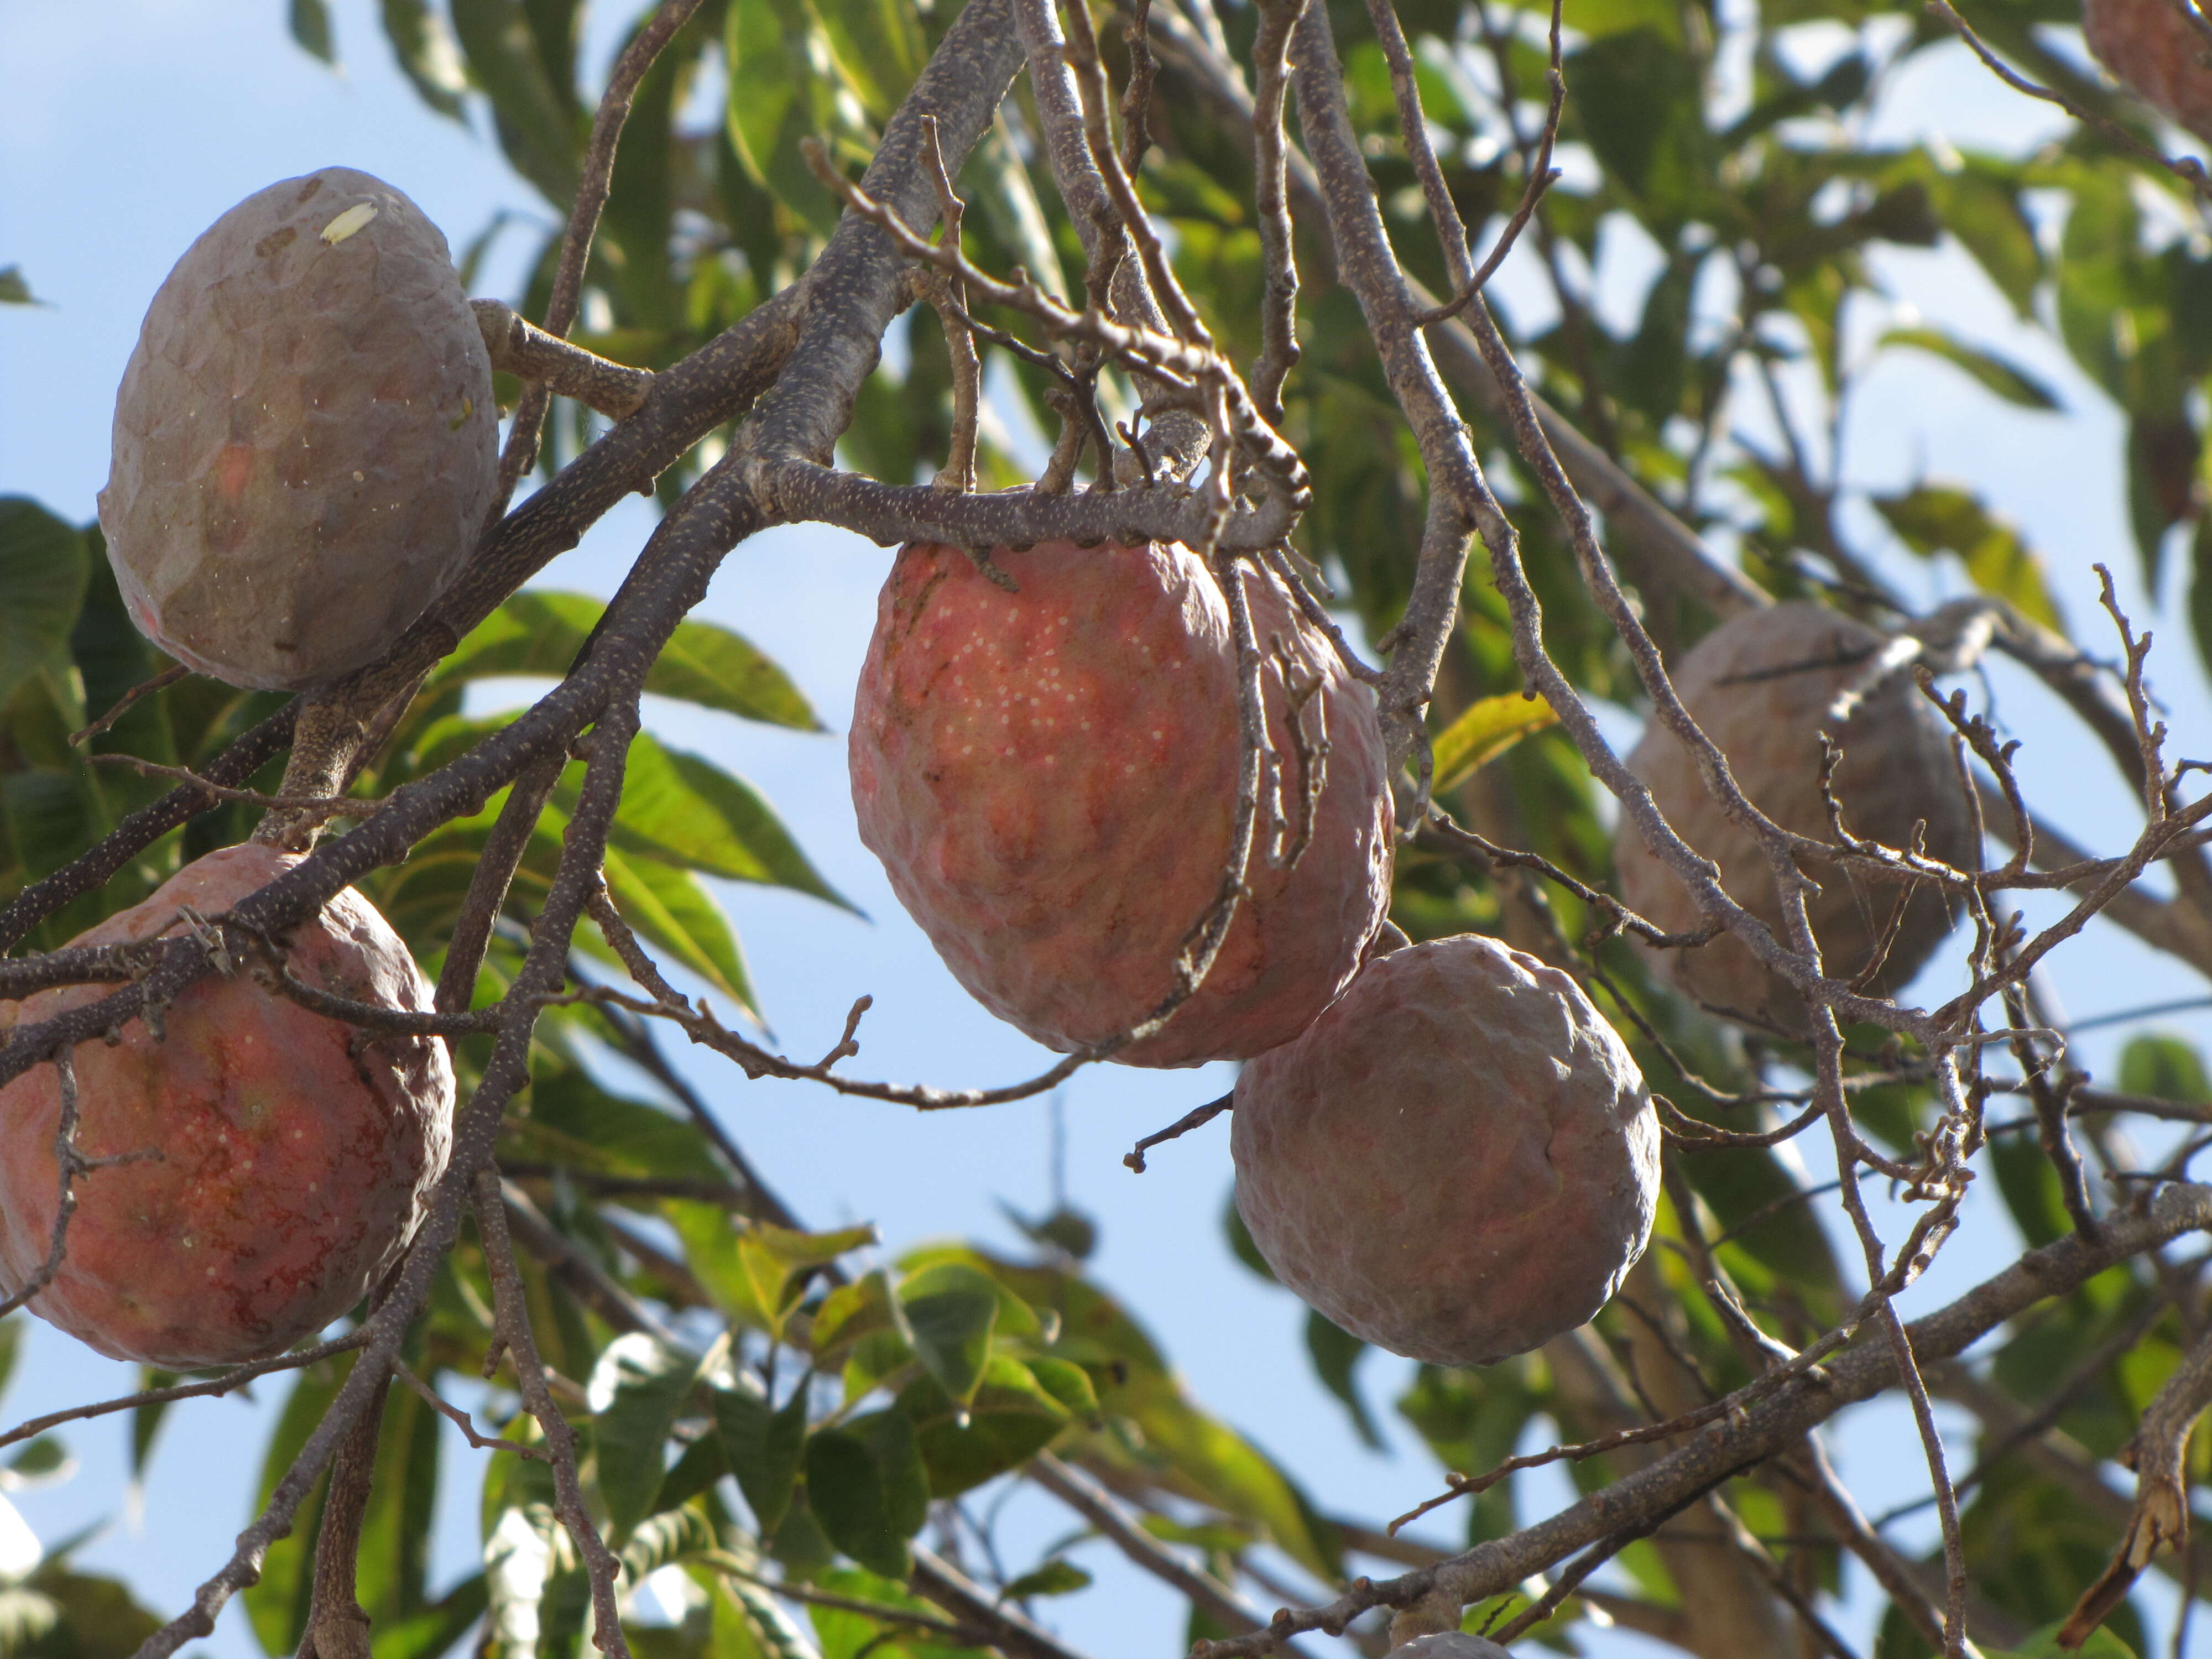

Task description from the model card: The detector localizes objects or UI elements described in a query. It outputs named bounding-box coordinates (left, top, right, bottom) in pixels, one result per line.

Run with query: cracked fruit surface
left=100, top=167, right=498, bottom=691
left=851, top=540, right=1394, bottom=1068
left=1613, top=602, right=1974, bottom=1030
left=0, top=844, right=454, bottom=1368
left=2084, top=0, right=2212, bottom=143
left=1233, top=933, right=1659, bottom=1368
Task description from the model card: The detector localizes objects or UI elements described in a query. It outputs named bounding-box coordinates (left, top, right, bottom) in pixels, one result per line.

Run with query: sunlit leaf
left=587, top=1333, right=701, bottom=1536
left=1428, top=691, right=1557, bottom=794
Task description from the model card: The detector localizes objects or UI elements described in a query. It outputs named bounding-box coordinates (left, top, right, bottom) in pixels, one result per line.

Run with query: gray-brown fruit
left=1614, top=602, right=1975, bottom=1030
left=100, top=168, right=498, bottom=691
left=1233, top=933, right=1660, bottom=1369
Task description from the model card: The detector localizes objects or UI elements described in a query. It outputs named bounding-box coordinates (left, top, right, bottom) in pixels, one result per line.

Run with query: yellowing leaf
left=1429, top=691, right=1558, bottom=794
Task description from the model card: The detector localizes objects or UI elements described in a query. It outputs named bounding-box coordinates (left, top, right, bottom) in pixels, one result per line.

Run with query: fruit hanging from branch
left=1232, top=932, right=1660, bottom=1368
left=0, top=844, right=455, bottom=1368
left=100, top=166, right=499, bottom=692
left=1613, top=602, right=1975, bottom=1030
left=851, top=539, right=1394, bottom=1068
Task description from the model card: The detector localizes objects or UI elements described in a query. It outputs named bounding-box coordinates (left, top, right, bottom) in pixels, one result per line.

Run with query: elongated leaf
left=1878, top=326, right=2062, bottom=411
left=0, top=1323, right=18, bottom=1408
left=1000, top=1561, right=1091, bottom=1601
left=602, top=843, right=757, bottom=1012
left=0, top=500, right=88, bottom=716
left=448, top=0, right=582, bottom=202
left=714, top=1378, right=810, bottom=1535
left=1429, top=692, right=1557, bottom=794
left=1872, top=484, right=2063, bottom=630
left=724, top=0, right=803, bottom=188
left=1305, top=1311, right=1381, bottom=1451
left=428, top=591, right=821, bottom=729
left=587, top=1333, right=698, bottom=1535
left=611, top=734, right=853, bottom=910
left=379, top=0, right=469, bottom=118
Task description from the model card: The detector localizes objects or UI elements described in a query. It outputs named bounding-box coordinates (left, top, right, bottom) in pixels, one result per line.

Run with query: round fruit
left=100, top=168, right=499, bottom=691
left=0, top=844, right=454, bottom=1367
left=851, top=540, right=1394, bottom=1068
left=1232, top=933, right=1659, bottom=1368
left=2084, top=0, right=2212, bottom=144
left=1613, top=602, right=1974, bottom=1030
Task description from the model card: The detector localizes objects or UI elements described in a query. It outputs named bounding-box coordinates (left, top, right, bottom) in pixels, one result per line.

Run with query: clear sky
left=3, top=3, right=2209, bottom=1656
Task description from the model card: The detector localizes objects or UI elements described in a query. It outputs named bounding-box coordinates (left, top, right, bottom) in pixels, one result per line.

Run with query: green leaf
left=0, top=500, right=88, bottom=716
left=898, top=1265, right=999, bottom=1406
left=602, top=843, right=758, bottom=1013
left=447, top=0, right=583, bottom=203
left=724, top=0, right=804, bottom=189
left=898, top=1355, right=1070, bottom=1496
left=1985, top=1622, right=2137, bottom=1657
left=648, top=613, right=825, bottom=730
left=427, top=591, right=821, bottom=729
left=379, top=0, right=469, bottom=119
left=739, top=1223, right=879, bottom=1339
left=4, top=1436, right=68, bottom=1482
left=999, top=1560, right=1092, bottom=1601
left=1877, top=326, right=2062, bottom=411
left=1429, top=692, right=1557, bottom=794
left=289, top=0, right=336, bottom=62
left=1304, top=1312, right=1381, bottom=1451
left=0, top=268, right=40, bottom=306
left=808, top=1274, right=900, bottom=1360
left=0, top=1322, right=19, bottom=1408
left=804, top=1411, right=928, bottom=1579
left=609, top=734, right=854, bottom=911
left=14, top=1564, right=162, bottom=1659
left=587, top=1333, right=700, bottom=1536
left=714, top=1377, right=811, bottom=1535
left=1872, top=484, right=2063, bottom=630
left=2117, top=1035, right=2212, bottom=1103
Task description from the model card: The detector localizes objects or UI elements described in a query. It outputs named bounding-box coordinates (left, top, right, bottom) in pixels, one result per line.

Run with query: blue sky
left=4, top=3, right=2211, bottom=1656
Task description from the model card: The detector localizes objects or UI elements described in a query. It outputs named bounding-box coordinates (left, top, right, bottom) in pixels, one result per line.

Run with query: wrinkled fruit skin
left=2084, top=0, right=2212, bottom=143
left=100, top=167, right=498, bottom=691
left=852, top=541, right=1394, bottom=1068
left=0, top=844, right=454, bottom=1367
left=1233, top=934, right=1659, bottom=1368
left=1614, top=603, right=1975, bottom=1030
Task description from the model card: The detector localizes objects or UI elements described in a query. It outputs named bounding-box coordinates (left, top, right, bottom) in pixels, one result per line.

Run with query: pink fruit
left=851, top=541, right=1394, bottom=1068
left=1613, top=603, right=1974, bottom=1030
left=0, top=844, right=453, bottom=1367
left=2084, top=0, right=2212, bottom=143
left=1233, top=934, right=1659, bottom=1368
left=100, top=168, right=498, bottom=691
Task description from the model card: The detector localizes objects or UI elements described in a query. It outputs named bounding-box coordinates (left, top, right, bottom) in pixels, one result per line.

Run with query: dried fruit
left=100, top=168, right=498, bottom=691
left=0, top=844, right=453, bottom=1367
left=1233, top=933, right=1658, bottom=1368
left=2084, top=0, right=2212, bottom=144
left=1613, top=602, right=1974, bottom=1029
left=851, top=540, right=1394, bottom=1068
